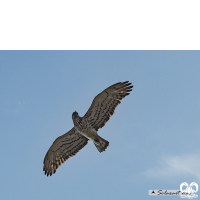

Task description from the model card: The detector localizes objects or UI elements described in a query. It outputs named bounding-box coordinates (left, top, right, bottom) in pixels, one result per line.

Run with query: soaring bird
left=43, top=81, right=133, bottom=176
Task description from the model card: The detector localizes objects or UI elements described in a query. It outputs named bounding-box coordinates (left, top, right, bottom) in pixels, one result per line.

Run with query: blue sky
left=0, top=51, right=200, bottom=199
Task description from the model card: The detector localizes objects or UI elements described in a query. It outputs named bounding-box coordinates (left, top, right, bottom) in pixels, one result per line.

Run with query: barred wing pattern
left=43, top=128, right=88, bottom=176
left=83, top=81, right=133, bottom=131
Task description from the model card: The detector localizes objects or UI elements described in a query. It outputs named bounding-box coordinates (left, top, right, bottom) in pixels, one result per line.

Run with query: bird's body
left=43, top=81, right=133, bottom=176
left=72, top=111, right=109, bottom=152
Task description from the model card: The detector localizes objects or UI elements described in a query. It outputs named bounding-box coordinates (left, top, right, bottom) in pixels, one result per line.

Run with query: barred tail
left=94, top=135, right=109, bottom=153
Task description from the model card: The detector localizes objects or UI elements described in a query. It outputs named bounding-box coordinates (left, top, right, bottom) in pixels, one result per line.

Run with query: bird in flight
left=43, top=81, right=133, bottom=176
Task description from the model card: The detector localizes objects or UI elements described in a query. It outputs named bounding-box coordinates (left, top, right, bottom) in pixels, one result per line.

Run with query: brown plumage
left=84, top=81, right=133, bottom=131
left=43, top=81, right=133, bottom=176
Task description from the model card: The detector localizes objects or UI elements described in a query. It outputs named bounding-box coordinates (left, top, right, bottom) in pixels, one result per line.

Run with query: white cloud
left=143, top=153, right=200, bottom=181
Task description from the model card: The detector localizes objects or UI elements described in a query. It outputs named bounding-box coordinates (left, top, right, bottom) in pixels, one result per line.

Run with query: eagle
left=43, top=81, right=133, bottom=176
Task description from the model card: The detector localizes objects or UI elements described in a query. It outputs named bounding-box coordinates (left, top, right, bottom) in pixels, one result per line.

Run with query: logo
left=149, top=182, right=198, bottom=199
left=180, top=182, right=198, bottom=199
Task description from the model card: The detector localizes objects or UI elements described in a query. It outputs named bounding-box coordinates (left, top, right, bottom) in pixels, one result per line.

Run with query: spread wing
left=43, top=127, right=88, bottom=176
left=83, top=81, right=133, bottom=131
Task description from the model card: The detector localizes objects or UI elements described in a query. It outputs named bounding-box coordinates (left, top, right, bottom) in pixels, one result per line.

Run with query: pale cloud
left=143, top=153, right=200, bottom=181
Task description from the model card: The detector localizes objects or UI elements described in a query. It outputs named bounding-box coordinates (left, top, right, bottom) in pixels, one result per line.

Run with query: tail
left=94, top=135, right=109, bottom=153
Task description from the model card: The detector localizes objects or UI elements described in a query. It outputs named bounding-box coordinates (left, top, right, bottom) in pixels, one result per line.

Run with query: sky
left=0, top=51, right=200, bottom=199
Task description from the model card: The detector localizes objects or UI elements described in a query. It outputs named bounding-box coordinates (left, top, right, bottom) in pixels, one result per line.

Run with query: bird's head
left=72, top=111, right=79, bottom=121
